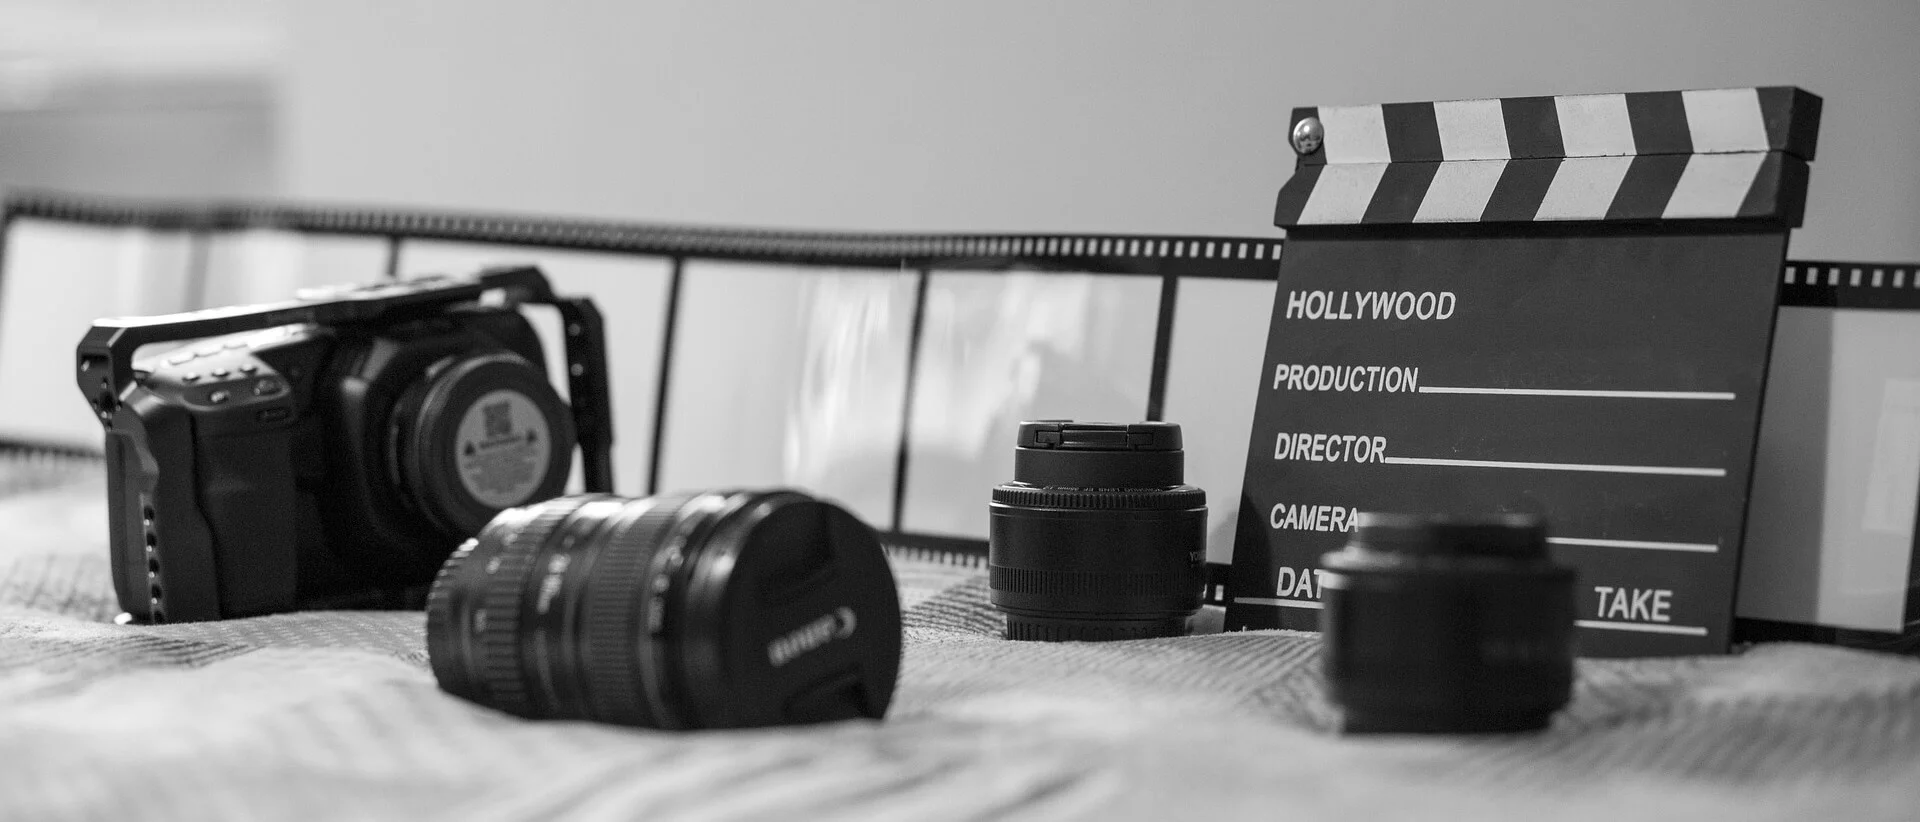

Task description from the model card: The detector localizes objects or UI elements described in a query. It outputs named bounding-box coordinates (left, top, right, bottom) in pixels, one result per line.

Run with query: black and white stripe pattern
left=1275, top=87, right=1821, bottom=227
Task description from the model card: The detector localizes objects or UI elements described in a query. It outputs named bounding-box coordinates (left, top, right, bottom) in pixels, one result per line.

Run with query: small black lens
left=988, top=420, right=1207, bottom=641
left=1320, top=513, right=1576, bottom=734
left=425, top=490, right=902, bottom=729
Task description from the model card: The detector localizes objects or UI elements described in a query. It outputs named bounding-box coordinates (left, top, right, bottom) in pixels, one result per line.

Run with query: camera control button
left=210, top=367, right=230, bottom=378
left=208, top=390, right=231, bottom=404
left=252, top=378, right=282, bottom=396
left=181, top=372, right=201, bottom=383
left=195, top=346, right=221, bottom=357
left=239, top=363, right=259, bottom=374
left=166, top=353, right=194, bottom=365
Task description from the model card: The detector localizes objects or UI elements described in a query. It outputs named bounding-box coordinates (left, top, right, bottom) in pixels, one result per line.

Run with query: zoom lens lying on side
left=1321, top=513, right=1576, bottom=734
left=988, top=420, right=1207, bottom=642
left=425, top=490, right=902, bottom=729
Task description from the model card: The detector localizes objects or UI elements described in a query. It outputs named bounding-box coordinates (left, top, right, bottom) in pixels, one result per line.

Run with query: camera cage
left=74, top=265, right=614, bottom=492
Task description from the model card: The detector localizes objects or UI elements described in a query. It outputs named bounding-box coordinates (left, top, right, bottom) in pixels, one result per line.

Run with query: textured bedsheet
left=3, top=463, right=1918, bottom=821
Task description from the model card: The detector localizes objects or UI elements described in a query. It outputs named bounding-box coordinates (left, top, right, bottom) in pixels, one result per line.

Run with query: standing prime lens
left=988, top=420, right=1206, bottom=642
left=1320, top=513, right=1576, bottom=733
left=425, top=490, right=902, bottom=729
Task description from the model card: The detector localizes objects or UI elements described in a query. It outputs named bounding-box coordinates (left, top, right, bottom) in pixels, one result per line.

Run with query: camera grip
left=194, top=428, right=300, bottom=618
left=105, top=396, right=223, bottom=622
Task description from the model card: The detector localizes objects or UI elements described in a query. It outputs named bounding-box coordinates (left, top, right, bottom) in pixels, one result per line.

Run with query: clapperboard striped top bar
left=1274, top=87, right=1821, bottom=227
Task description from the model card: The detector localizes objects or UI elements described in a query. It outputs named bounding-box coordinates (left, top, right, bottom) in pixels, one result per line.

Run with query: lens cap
left=426, top=490, right=902, bottom=731
left=681, top=494, right=902, bottom=727
left=1012, top=421, right=1185, bottom=488
left=395, top=352, right=575, bottom=539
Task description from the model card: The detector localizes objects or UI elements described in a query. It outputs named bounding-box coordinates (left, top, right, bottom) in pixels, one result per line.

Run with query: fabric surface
left=2, top=463, right=1918, bottom=821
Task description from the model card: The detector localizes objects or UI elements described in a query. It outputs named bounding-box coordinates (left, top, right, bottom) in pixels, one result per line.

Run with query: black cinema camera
left=75, top=267, right=612, bottom=623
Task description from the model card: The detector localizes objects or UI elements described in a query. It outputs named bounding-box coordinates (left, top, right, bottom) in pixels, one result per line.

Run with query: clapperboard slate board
left=1224, top=87, right=1823, bottom=656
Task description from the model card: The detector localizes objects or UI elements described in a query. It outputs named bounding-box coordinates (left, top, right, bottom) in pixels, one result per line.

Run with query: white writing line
left=1549, top=536, right=1718, bottom=553
left=1418, top=387, right=1735, bottom=400
left=1233, top=597, right=1324, bottom=610
left=1576, top=620, right=1708, bottom=637
left=1381, top=457, right=1726, bottom=477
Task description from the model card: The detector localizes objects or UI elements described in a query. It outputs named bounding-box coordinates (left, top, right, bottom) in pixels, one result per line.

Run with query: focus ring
left=578, top=494, right=700, bottom=726
left=475, top=498, right=586, bottom=717
left=990, top=564, right=1199, bottom=597
left=423, top=540, right=475, bottom=699
left=990, top=485, right=1204, bottom=511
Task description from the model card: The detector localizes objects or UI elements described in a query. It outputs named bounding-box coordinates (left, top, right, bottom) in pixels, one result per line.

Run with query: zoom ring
left=474, top=499, right=586, bottom=718
left=990, top=485, right=1204, bottom=511
left=578, top=495, right=699, bottom=727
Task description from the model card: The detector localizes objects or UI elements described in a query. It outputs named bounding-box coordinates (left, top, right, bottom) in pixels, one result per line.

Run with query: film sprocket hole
left=76, top=267, right=614, bottom=623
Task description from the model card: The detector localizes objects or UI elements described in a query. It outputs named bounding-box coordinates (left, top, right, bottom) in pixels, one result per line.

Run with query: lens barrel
left=425, top=490, right=902, bottom=729
left=1320, top=513, right=1576, bottom=734
left=988, top=420, right=1207, bottom=642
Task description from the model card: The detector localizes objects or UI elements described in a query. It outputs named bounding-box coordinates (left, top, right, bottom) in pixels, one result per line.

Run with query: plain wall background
left=283, top=0, right=1920, bottom=261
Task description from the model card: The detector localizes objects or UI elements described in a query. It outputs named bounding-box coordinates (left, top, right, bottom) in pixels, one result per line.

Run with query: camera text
left=1273, top=432, right=1388, bottom=463
left=1283, top=290, right=1456, bottom=321
left=1271, top=363, right=1419, bottom=393
left=1269, top=503, right=1358, bottom=533
left=1274, top=566, right=1324, bottom=601
left=1593, top=586, right=1673, bottom=623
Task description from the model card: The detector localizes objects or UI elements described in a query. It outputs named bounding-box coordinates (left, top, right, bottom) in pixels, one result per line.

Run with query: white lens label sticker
left=456, top=389, right=552, bottom=508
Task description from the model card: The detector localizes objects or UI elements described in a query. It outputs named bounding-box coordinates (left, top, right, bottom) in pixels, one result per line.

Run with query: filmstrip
left=1, top=191, right=1280, bottom=275
left=0, top=192, right=1275, bottom=564
left=0, top=191, right=1908, bottom=569
left=1781, top=260, right=1920, bottom=310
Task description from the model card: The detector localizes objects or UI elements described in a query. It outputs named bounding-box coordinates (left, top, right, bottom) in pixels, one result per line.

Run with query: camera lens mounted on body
left=1320, top=513, right=1577, bottom=734
left=388, top=351, right=576, bottom=539
left=988, top=420, right=1207, bottom=642
left=425, top=490, right=902, bottom=729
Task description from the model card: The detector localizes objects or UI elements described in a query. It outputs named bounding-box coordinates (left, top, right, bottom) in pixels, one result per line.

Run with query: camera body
left=76, top=268, right=613, bottom=623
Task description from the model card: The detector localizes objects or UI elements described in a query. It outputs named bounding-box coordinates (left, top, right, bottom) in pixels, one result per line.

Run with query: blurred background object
left=277, top=0, right=1920, bottom=260
left=0, top=1, right=1914, bottom=254
left=0, top=0, right=278, bottom=198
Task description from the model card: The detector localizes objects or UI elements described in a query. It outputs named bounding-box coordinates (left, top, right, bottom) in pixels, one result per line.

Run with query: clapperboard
left=1224, top=87, right=1825, bottom=656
